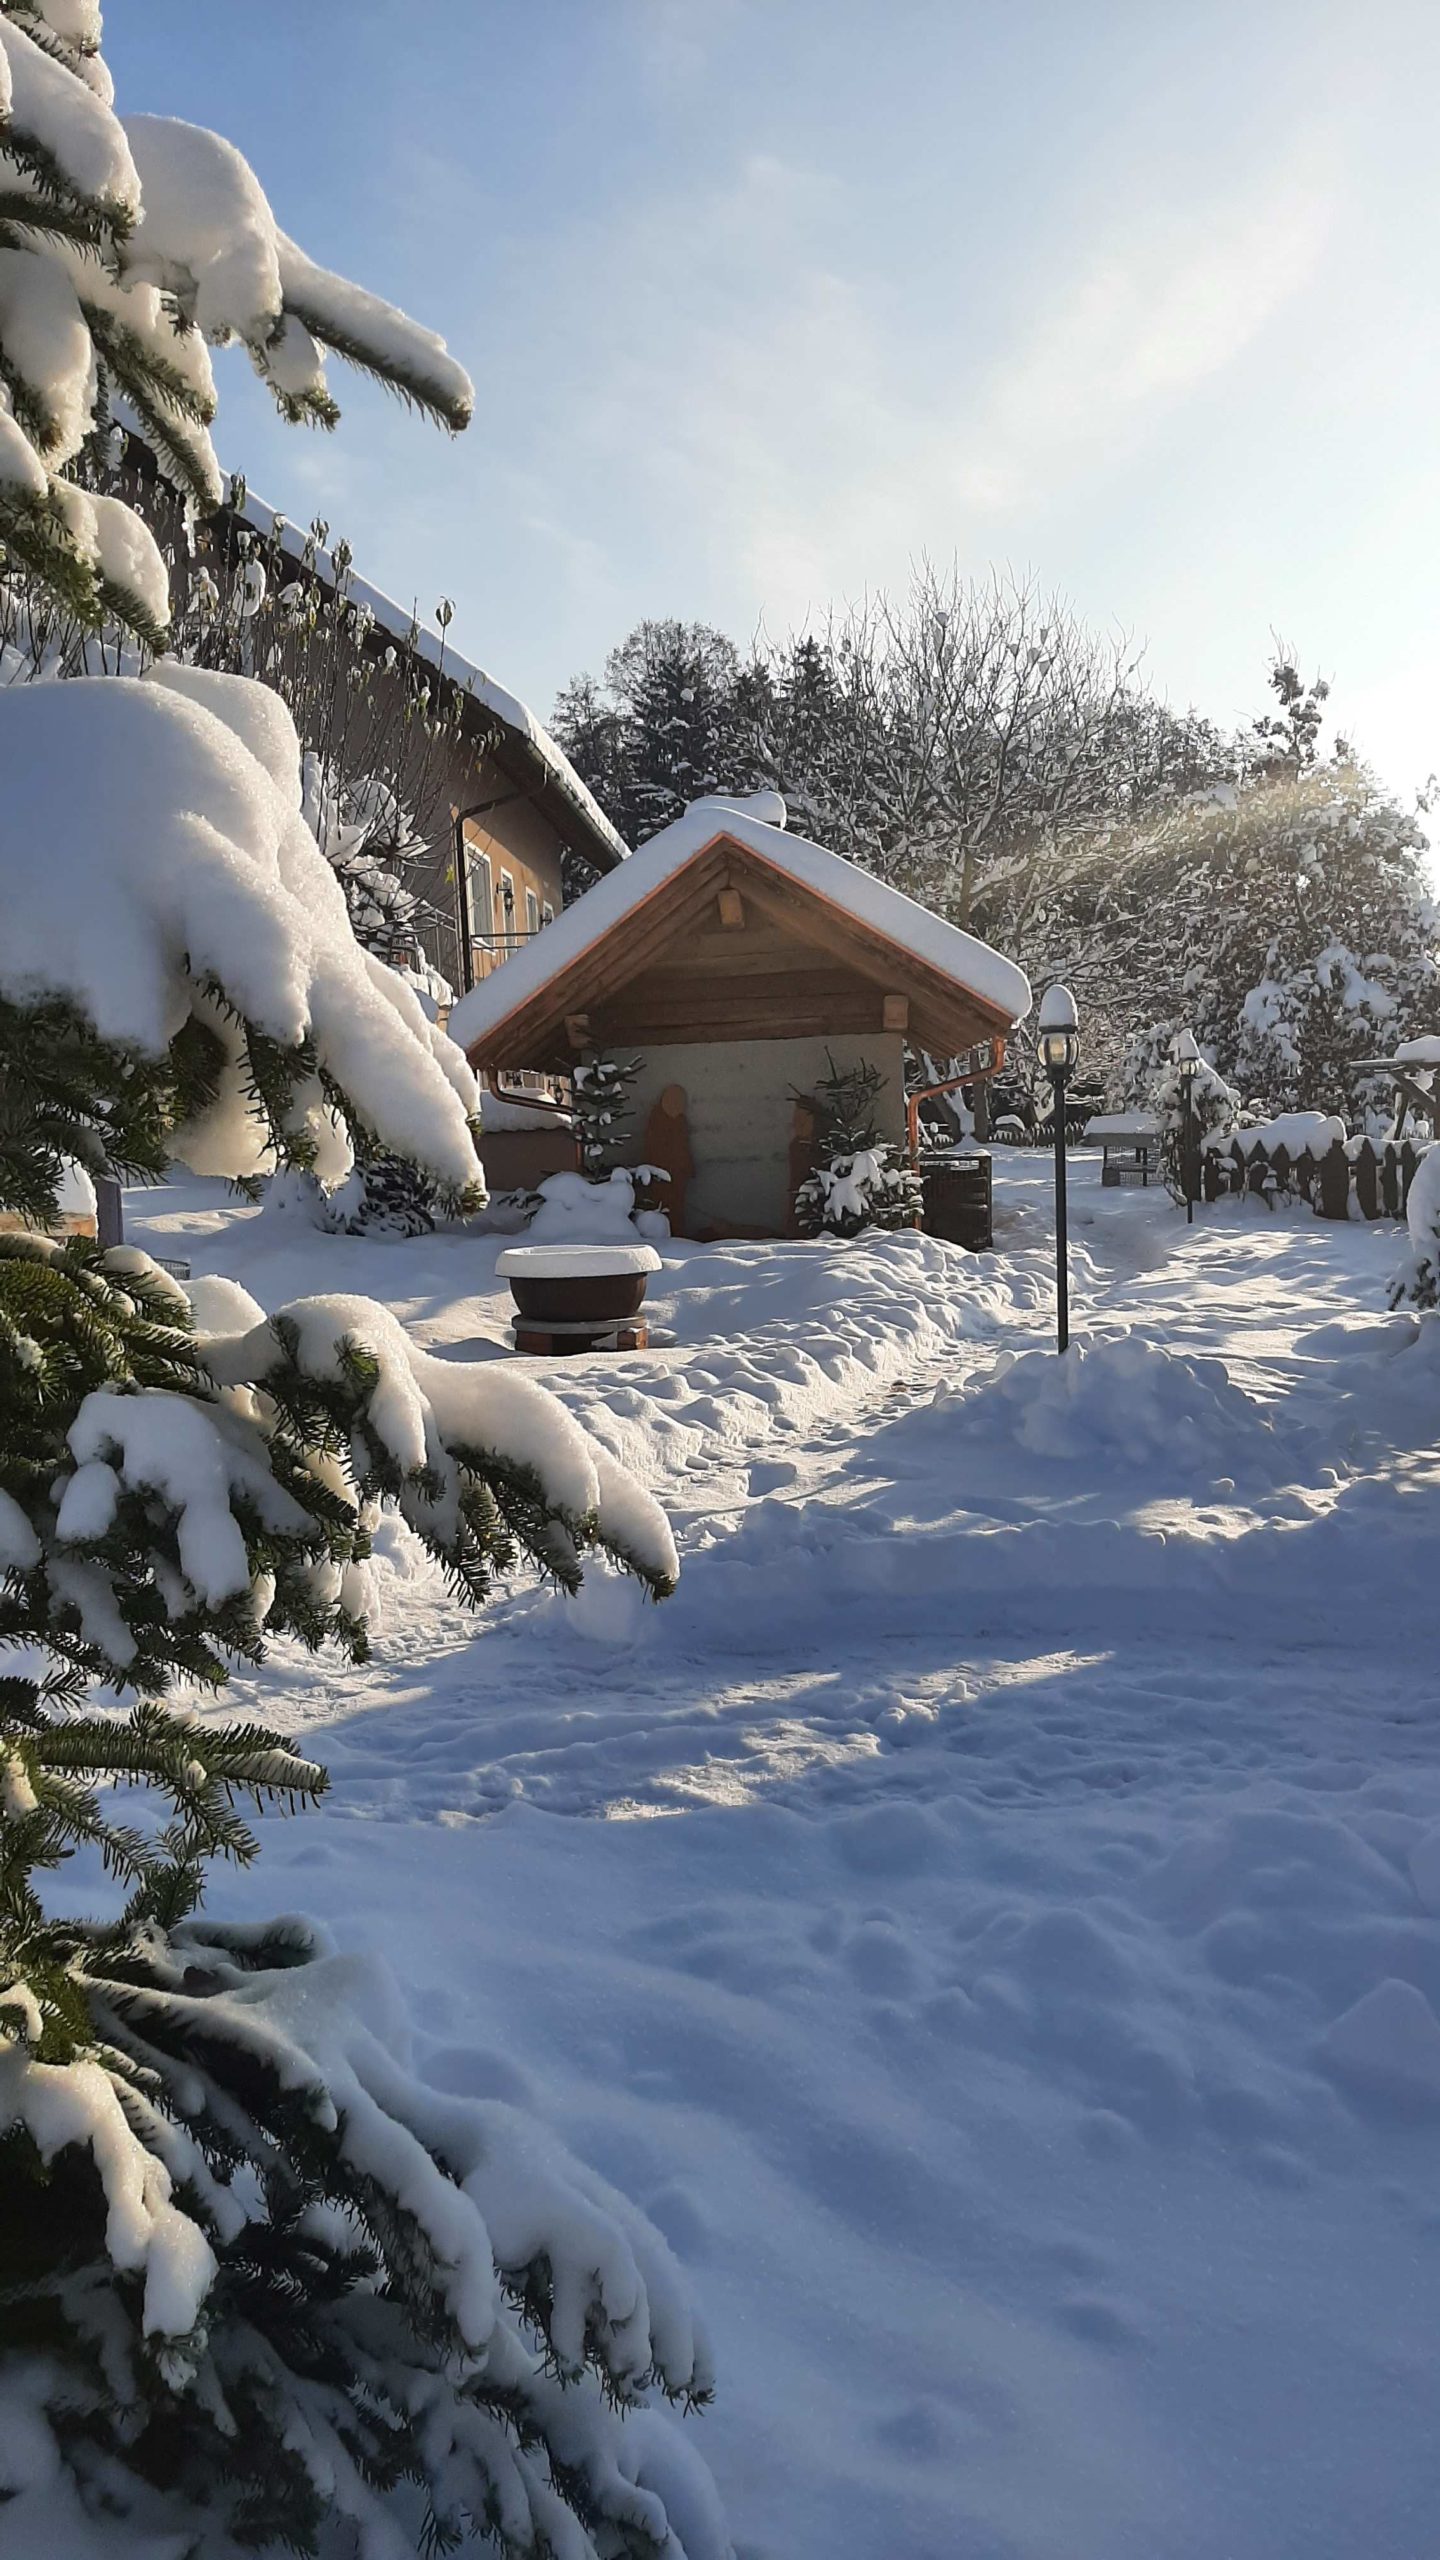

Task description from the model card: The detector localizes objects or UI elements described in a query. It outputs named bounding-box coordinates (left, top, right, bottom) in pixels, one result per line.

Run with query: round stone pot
left=495, top=1244, right=662, bottom=1354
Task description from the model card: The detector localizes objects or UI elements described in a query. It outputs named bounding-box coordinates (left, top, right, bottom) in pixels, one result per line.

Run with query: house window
left=541, top=901, right=554, bottom=927
left=499, top=872, right=517, bottom=939
left=467, top=848, right=493, bottom=942
left=525, top=888, right=541, bottom=938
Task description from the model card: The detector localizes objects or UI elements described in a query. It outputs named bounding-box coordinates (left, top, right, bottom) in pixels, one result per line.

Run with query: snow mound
left=940, top=1336, right=1275, bottom=1473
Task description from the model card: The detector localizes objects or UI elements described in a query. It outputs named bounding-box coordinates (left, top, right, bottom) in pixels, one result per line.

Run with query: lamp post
left=1172, top=1029, right=1200, bottom=1224
left=1038, top=985, right=1080, bottom=1353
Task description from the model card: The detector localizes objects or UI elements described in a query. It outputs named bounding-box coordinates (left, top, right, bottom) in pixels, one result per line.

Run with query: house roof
left=450, top=793, right=1032, bottom=1065
left=233, top=487, right=629, bottom=876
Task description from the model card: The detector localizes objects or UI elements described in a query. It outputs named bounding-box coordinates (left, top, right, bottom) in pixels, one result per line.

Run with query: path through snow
left=128, top=1155, right=1440, bottom=2560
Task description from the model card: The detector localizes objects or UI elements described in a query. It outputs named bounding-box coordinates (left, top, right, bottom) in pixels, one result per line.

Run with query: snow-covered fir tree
left=794, top=1055, right=924, bottom=1239
left=1130, top=665, right=1437, bottom=1118
left=573, top=1050, right=642, bottom=1177
left=0, top=15, right=725, bottom=2554
left=1136, top=1031, right=1241, bottom=1202
left=554, top=619, right=757, bottom=846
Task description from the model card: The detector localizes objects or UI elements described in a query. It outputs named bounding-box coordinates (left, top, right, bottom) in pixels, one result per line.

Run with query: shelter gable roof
left=450, top=797, right=1031, bottom=1066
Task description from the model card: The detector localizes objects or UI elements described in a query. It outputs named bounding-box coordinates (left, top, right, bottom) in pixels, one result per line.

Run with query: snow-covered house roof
left=230, top=485, right=628, bottom=877
left=451, top=792, right=1031, bottom=1069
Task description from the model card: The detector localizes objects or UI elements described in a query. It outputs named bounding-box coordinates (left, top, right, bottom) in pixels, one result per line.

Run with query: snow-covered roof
left=450, top=792, right=1031, bottom=1056
left=233, top=486, right=629, bottom=873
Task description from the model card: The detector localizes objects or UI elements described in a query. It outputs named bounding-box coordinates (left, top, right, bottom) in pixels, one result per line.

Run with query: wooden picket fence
left=1201, top=1134, right=1426, bottom=1221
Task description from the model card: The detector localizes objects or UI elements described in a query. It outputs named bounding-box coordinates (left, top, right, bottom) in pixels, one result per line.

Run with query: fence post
left=1317, top=1138, right=1350, bottom=1221
left=1353, top=1139, right=1378, bottom=1219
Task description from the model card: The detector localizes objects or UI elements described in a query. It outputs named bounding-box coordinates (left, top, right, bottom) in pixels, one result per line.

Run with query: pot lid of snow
left=496, top=1245, right=663, bottom=1278
left=1037, top=983, right=1079, bottom=1031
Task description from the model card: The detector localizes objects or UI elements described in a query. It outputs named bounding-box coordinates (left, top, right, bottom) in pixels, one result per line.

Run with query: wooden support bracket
left=882, top=992, right=910, bottom=1032
left=717, top=887, right=746, bottom=929
left=564, top=1012, right=591, bottom=1051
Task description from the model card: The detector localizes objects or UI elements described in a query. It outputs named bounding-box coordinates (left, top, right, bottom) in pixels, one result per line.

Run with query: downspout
left=906, top=1037, right=1007, bottom=1163
left=452, top=787, right=529, bottom=994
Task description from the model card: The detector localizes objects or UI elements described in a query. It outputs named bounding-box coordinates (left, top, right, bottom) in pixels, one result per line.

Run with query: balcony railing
left=469, top=927, right=540, bottom=979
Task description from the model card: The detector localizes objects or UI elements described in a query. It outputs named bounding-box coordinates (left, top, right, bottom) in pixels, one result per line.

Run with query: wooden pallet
left=513, top=1322, right=649, bottom=1357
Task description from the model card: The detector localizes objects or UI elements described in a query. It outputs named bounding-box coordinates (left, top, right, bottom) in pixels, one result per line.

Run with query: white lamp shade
left=1038, top=984, right=1080, bottom=1074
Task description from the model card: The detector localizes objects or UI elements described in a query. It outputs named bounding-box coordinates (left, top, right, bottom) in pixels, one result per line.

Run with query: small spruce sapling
left=794, top=1054, right=924, bottom=1238
left=573, top=1050, right=643, bottom=1177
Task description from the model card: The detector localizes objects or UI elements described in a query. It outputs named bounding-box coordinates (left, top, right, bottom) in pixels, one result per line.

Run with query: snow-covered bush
left=527, top=1166, right=670, bottom=1246
left=794, top=1055, right=923, bottom=1239
left=0, top=15, right=721, bottom=2551
left=1387, top=1144, right=1440, bottom=1312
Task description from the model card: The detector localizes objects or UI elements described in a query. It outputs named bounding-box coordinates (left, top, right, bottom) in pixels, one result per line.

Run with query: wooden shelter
left=452, top=796, right=1031, bottom=1237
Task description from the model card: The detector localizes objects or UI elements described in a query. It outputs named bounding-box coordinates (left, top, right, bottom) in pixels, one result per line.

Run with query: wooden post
left=1353, top=1139, right=1378, bottom=1219
left=1317, top=1138, right=1350, bottom=1221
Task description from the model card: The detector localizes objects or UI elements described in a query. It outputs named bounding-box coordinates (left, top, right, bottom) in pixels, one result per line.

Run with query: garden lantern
left=1038, top=985, right=1079, bottom=1352
left=1172, top=1029, right=1200, bottom=1223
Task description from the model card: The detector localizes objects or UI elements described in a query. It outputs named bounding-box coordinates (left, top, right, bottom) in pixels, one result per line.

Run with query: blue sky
left=107, top=2, right=1437, bottom=816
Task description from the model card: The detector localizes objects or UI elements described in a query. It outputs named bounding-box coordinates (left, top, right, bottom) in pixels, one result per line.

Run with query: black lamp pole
left=1181, top=1060, right=1197, bottom=1224
left=1051, top=1065, right=1070, bottom=1352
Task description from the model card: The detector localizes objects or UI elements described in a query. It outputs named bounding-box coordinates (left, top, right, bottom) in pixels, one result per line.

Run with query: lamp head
left=1037, top=984, right=1080, bottom=1078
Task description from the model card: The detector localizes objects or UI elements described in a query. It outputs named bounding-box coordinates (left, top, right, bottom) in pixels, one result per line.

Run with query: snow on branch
left=0, top=27, right=473, bottom=640
left=0, top=670, right=486, bottom=1197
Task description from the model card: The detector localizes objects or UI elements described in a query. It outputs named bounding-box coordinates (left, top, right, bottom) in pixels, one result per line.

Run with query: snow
left=274, top=228, right=473, bottom=425
left=90, top=1151, right=1440, bottom=2557
left=1392, top=1034, right=1440, bottom=1065
left=0, top=2048, right=215, bottom=2338
left=1083, top=1112, right=1158, bottom=1140
left=1036, top=981, right=1077, bottom=1030
left=1404, top=1141, right=1440, bottom=1250
left=449, top=794, right=1032, bottom=1054
left=55, top=1156, right=97, bottom=1219
left=119, top=118, right=472, bottom=432
left=0, top=675, right=482, bottom=1194
left=0, top=244, right=93, bottom=460
left=1227, top=1111, right=1347, bottom=1156
left=0, top=15, right=139, bottom=215
left=63, top=1385, right=311, bottom=1605
left=524, top=1167, right=668, bottom=1246
left=497, top=1244, right=663, bottom=1279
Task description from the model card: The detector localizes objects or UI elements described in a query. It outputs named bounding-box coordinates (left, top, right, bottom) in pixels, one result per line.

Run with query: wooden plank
left=882, top=992, right=909, bottom=1032
left=564, top=1012, right=590, bottom=1050
left=717, top=886, right=746, bottom=929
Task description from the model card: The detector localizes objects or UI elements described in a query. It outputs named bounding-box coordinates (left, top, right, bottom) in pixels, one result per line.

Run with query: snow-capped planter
left=497, top=1242, right=662, bottom=1354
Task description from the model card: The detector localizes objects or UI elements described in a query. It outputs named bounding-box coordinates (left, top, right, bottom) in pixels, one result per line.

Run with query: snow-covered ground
left=127, top=1152, right=1440, bottom=2560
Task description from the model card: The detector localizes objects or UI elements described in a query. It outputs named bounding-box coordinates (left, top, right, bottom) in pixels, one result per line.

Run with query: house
left=450, top=794, right=1031, bottom=1236
left=210, top=490, right=628, bottom=997
left=99, top=439, right=626, bottom=996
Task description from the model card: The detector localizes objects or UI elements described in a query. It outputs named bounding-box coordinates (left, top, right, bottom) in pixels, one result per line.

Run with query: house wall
left=460, top=804, right=564, bottom=985
left=630, top=1033, right=907, bottom=1234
